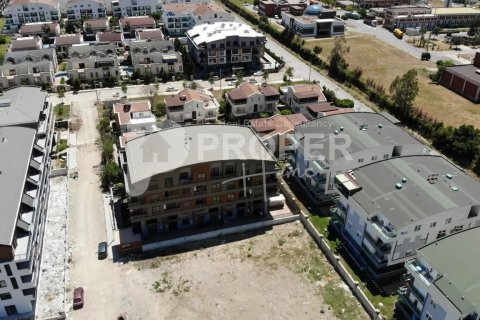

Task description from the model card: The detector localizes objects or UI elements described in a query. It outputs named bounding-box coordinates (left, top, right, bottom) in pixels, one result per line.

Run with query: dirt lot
left=306, top=32, right=480, bottom=128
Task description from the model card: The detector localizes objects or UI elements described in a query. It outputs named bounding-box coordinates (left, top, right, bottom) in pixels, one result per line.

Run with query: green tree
left=389, top=69, right=419, bottom=115
left=219, top=99, right=227, bottom=115
left=57, top=87, right=65, bottom=103
left=154, top=102, right=166, bottom=117
left=154, top=79, right=159, bottom=96
left=280, top=109, right=292, bottom=115
left=313, top=45, right=322, bottom=55
left=151, top=12, right=162, bottom=21
left=208, top=72, right=215, bottom=88
left=235, top=71, right=245, bottom=87
left=42, top=23, right=51, bottom=35
left=190, top=81, right=198, bottom=90
left=328, top=36, right=349, bottom=79
left=468, top=17, right=480, bottom=37
left=100, top=161, right=121, bottom=190
left=262, top=70, right=269, bottom=84
left=73, top=78, right=81, bottom=91
left=65, top=20, right=76, bottom=34
left=121, top=83, right=128, bottom=97
left=432, top=27, right=441, bottom=39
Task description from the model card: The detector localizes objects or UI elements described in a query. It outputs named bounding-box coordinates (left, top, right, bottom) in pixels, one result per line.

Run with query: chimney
left=123, top=103, right=131, bottom=112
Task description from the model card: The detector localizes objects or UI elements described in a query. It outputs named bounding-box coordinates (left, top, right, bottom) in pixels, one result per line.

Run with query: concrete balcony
left=405, top=259, right=435, bottom=285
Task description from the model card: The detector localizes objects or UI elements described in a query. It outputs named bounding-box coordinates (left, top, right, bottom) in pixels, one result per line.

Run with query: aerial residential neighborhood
left=0, top=0, right=480, bottom=317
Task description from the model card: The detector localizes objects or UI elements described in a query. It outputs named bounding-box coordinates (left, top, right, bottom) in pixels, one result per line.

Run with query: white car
left=253, top=71, right=264, bottom=76
left=166, top=87, right=177, bottom=92
left=228, top=81, right=237, bottom=86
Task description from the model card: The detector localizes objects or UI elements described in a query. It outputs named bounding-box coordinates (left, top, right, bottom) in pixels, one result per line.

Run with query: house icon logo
left=140, top=123, right=189, bottom=165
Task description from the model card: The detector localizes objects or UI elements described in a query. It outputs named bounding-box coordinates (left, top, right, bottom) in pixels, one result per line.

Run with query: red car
left=73, top=287, right=84, bottom=309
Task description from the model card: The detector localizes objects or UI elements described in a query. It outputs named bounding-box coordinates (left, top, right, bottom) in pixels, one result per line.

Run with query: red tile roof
left=96, top=31, right=123, bottom=42
left=84, top=18, right=109, bottom=30
left=19, top=21, right=58, bottom=35
left=55, top=34, right=83, bottom=46
left=284, top=113, right=308, bottom=126
left=292, top=84, right=325, bottom=100
left=250, top=114, right=307, bottom=140
left=228, top=83, right=279, bottom=100
left=306, top=102, right=337, bottom=113
left=164, top=89, right=213, bottom=107
left=120, top=16, right=156, bottom=29
left=136, top=29, right=164, bottom=40
left=114, top=101, right=151, bottom=126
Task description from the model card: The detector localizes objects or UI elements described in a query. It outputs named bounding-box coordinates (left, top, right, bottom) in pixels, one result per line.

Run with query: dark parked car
left=73, top=287, right=84, bottom=309
left=98, top=241, right=108, bottom=260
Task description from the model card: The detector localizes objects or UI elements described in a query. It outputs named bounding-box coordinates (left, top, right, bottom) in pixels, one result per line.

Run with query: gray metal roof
left=419, top=227, right=480, bottom=316
left=351, top=155, right=480, bottom=228
left=296, top=112, right=422, bottom=162
left=0, top=126, right=37, bottom=246
left=0, top=87, right=48, bottom=127
left=445, top=64, right=480, bottom=87
left=125, top=125, right=276, bottom=185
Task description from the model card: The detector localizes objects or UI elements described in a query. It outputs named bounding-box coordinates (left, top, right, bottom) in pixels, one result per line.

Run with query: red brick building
left=440, top=53, right=480, bottom=103
left=258, top=0, right=307, bottom=17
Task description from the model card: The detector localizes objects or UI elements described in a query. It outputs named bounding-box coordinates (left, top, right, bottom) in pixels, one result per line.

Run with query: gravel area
left=36, top=176, right=69, bottom=320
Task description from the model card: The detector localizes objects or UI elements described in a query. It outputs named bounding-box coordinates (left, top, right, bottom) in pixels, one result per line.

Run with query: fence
left=300, top=213, right=384, bottom=320
left=143, top=214, right=299, bottom=252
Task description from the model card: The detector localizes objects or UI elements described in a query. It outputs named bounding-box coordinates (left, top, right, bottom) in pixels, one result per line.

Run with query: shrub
left=280, top=109, right=292, bottom=115
left=341, top=14, right=349, bottom=20
left=335, top=99, right=354, bottom=108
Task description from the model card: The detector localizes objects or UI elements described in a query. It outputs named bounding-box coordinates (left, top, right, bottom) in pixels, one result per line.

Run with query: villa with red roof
left=226, top=83, right=280, bottom=119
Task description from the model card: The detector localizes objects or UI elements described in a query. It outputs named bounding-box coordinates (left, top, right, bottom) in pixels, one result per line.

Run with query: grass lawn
left=305, top=32, right=480, bottom=128
left=54, top=104, right=70, bottom=121
left=0, top=18, right=11, bottom=61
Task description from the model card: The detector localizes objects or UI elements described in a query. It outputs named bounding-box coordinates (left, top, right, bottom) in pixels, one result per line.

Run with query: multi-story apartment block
left=164, top=89, right=219, bottom=123
left=0, top=87, right=54, bottom=318
left=18, top=21, right=60, bottom=39
left=162, top=2, right=234, bottom=36
left=186, top=22, right=266, bottom=74
left=258, top=0, right=307, bottom=18
left=67, top=43, right=120, bottom=82
left=66, top=0, right=107, bottom=20
left=112, top=0, right=162, bottom=18
left=0, top=49, right=57, bottom=89
left=281, top=5, right=345, bottom=38
left=397, top=227, right=480, bottom=320
left=283, top=84, right=327, bottom=114
left=121, top=125, right=279, bottom=238
left=288, top=112, right=428, bottom=204
left=226, top=83, right=280, bottom=119
left=130, top=40, right=183, bottom=77
left=114, top=100, right=157, bottom=134
left=331, top=155, right=480, bottom=280
left=9, top=37, right=43, bottom=52
left=54, top=34, right=84, bottom=57
left=4, top=0, right=60, bottom=28
left=250, top=113, right=307, bottom=158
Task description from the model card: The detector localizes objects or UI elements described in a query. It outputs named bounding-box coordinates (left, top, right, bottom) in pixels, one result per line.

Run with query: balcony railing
left=407, top=282, right=426, bottom=304
left=405, top=259, right=435, bottom=284
left=363, top=231, right=392, bottom=254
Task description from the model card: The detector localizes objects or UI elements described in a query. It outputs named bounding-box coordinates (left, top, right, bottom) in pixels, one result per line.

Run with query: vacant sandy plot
left=306, top=33, right=480, bottom=128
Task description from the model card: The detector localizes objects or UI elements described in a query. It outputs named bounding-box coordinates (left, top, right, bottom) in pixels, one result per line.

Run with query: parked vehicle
left=166, top=86, right=177, bottom=92
left=394, top=28, right=404, bottom=39
left=268, top=195, right=285, bottom=209
left=224, top=75, right=237, bottom=82
left=98, top=241, right=107, bottom=260
left=249, top=78, right=257, bottom=83
left=346, top=12, right=361, bottom=20
left=253, top=71, right=264, bottom=76
left=213, top=76, right=219, bottom=81
left=73, top=287, right=84, bottom=309
left=228, top=81, right=237, bottom=86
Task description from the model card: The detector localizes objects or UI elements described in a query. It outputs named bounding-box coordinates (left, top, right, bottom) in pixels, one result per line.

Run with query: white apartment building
left=226, top=83, right=280, bottom=118
left=164, top=89, right=219, bottom=123
left=0, top=49, right=57, bottom=89
left=4, top=0, right=60, bottom=27
left=186, top=22, right=266, bottom=74
left=67, top=43, right=120, bottom=82
left=130, top=40, right=183, bottom=77
left=66, top=0, right=107, bottom=20
left=332, top=155, right=480, bottom=280
left=283, top=84, right=327, bottom=115
left=112, top=0, right=162, bottom=18
left=162, top=2, right=234, bottom=36
left=397, top=227, right=480, bottom=320
left=288, top=112, right=429, bottom=204
left=114, top=100, right=157, bottom=134
left=0, top=87, right=54, bottom=318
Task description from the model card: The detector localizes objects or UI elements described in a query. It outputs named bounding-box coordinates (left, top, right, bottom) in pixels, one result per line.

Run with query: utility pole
left=308, top=59, right=312, bottom=83
left=219, top=68, right=222, bottom=91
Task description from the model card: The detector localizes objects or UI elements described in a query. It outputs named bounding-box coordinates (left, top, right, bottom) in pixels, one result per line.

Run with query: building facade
left=0, top=49, right=57, bottom=89
left=162, top=2, right=234, bottom=36
left=331, top=155, right=480, bottom=280
left=226, top=83, right=280, bottom=118
left=9, top=37, right=43, bottom=52
left=66, top=0, right=107, bottom=20
left=112, top=0, right=163, bottom=18
left=186, top=22, right=266, bottom=74
left=4, top=0, right=60, bottom=27
left=18, top=21, right=60, bottom=39
left=397, top=228, right=480, bottom=320
left=439, top=52, right=480, bottom=103
left=130, top=40, right=183, bottom=77
left=54, top=34, right=84, bottom=57
left=67, top=43, right=120, bottom=82
left=121, top=125, right=279, bottom=239
left=281, top=5, right=345, bottom=38
left=164, top=89, right=219, bottom=123
left=0, top=87, right=54, bottom=318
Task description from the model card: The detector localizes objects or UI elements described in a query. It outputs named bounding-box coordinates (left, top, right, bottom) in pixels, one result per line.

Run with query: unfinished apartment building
left=0, top=87, right=53, bottom=318
left=122, top=125, right=279, bottom=238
